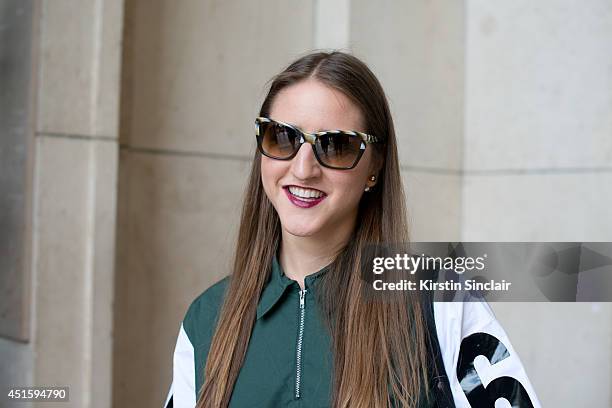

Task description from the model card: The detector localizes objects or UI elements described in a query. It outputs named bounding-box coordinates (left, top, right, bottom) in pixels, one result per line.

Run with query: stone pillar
left=19, top=1, right=122, bottom=407
left=461, top=1, right=612, bottom=406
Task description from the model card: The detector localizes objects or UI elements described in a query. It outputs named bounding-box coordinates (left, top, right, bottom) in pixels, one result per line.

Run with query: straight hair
left=197, top=51, right=431, bottom=408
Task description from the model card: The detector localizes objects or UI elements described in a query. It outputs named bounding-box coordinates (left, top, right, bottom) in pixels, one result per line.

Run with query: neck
left=279, top=217, right=355, bottom=290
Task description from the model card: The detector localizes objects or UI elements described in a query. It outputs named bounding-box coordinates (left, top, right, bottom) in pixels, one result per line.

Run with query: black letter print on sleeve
left=456, top=333, right=534, bottom=407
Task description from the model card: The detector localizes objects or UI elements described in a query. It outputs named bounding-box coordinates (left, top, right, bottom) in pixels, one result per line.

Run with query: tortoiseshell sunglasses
left=255, top=117, right=383, bottom=170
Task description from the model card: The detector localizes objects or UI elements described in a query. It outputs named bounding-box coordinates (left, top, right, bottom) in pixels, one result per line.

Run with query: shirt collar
left=256, top=252, right=331, bottom=320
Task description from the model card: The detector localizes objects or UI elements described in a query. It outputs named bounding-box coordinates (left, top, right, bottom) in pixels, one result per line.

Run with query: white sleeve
left=433, top=300, right=542, bottom=408
left=164, top=323, right=196, bottom=408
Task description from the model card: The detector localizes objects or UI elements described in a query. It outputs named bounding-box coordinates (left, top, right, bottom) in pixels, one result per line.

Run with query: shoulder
left=182, top=276, right=230, bottom=344
left=432, top=299, right=542, bottom=407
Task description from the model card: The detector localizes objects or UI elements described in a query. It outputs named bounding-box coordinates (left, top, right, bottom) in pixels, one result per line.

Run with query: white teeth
left=288, top=186, right=324, bottom=199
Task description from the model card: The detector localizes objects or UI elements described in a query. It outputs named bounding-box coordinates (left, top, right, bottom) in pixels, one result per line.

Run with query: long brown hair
left=197, top=51, right=430, bottom=408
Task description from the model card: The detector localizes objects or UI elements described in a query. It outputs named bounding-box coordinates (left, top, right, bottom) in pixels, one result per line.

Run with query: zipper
left=295, top=288, right=307, bottom=399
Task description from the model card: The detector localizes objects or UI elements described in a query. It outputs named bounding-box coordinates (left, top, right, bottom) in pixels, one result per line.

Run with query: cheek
left=334, top=154, right=372, bottom=199
left=260, top=157, right=284, bottom=195
left=327, top=158, right=372, bottom=209
left=329, top=174, right=366, bottom=205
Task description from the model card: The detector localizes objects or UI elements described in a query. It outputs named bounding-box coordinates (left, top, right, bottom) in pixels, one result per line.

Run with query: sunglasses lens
left=258, top=121, right=300, bottom=159
left=315, top=133, right=362, bottom=169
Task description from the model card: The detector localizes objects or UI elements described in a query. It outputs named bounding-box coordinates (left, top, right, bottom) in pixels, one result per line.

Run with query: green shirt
left=184, top=255, right=335, bottom=407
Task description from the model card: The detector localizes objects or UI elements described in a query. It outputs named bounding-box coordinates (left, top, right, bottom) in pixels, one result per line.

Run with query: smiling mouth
left=283, top=185, right=327, bottom=208
left=286, top=185, right=325, bottom=199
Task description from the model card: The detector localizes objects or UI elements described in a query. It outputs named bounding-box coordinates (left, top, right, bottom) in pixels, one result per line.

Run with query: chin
left=281, top=219, right=324, bottom=238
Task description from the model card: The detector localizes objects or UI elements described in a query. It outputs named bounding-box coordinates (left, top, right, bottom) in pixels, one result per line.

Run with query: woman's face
left=261, top=78, right=378, bottom=239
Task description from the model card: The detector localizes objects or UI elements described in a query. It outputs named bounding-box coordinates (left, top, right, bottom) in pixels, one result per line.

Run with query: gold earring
left=365, top=175, right=377, bottom=192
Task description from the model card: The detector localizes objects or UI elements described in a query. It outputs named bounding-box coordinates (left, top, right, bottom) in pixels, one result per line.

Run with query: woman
left=164, top=51, right=541, bottom=408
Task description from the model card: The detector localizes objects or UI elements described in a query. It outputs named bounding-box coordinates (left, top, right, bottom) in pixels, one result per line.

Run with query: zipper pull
left=299, top=289, right=307, bottom=309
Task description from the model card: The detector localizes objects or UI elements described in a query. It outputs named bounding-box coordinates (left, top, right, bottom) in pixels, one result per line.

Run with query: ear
left=367, top=151, right=384, bottom=186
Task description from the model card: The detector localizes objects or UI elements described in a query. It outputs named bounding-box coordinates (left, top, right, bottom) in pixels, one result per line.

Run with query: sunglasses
left=255, top=117, right=383, bottom=170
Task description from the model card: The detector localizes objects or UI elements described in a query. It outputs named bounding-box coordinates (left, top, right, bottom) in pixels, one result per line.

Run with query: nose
left=290, top=142, right=322, bottom=180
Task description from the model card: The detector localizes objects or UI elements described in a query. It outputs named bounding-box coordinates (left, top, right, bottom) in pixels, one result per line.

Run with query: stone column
left=461, top=1, right=612, bottom=406
left=32, top=1, right=123, bottom=407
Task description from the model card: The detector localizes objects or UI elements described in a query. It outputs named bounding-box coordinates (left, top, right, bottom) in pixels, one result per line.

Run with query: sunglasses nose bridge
left=301, top=132, right=316, bottom=145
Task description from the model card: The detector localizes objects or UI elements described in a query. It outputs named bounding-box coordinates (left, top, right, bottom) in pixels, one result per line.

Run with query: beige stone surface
left=121, top=0, right=314, bottom=154
left=95, top=0, right=125, bottom=137
left=33, top=135, right=117, bottom=408
left=37, top=0, right=123, bottom=138
left=34, top=136, right=90, bottom=408
left=113, top=151, right=251, bottom=407
left=402, top=169, right=462, bottom=242
left=37, top=0, right=95, bottom=135
left=90, top=139, right=118, bottom=408
left=490, top=302, right=612, bottom=407
left=315, top=0, right=350, bottom=49
left=464, top=0, right=612, bottom=170
left=462, top=172, right=612, bottom=241
left=351, top=0, right=465, bottom=170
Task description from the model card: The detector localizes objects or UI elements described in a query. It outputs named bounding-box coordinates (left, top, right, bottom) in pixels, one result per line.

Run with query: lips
left=283, top=185, right=327, bottom=208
